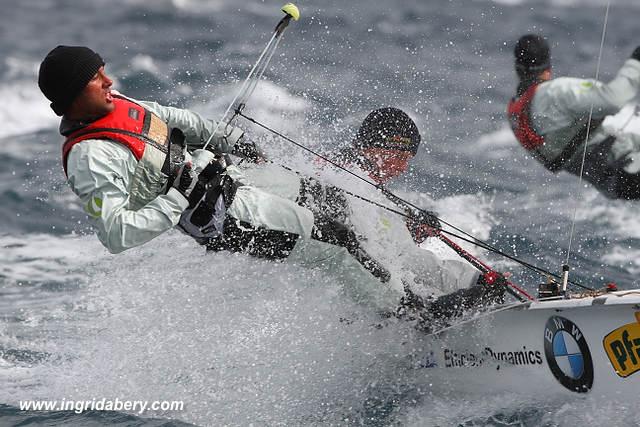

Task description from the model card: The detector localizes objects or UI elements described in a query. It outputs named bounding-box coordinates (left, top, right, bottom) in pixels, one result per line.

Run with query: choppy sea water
left=2, top=0, right=640, bottom=425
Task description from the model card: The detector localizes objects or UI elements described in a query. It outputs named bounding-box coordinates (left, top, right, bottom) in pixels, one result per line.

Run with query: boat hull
left=413, top=290, right=640, bottom=401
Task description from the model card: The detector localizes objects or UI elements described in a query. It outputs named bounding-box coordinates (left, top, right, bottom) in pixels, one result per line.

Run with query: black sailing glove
left=231, top=135, right=265, bottom=163
left=311, top=215, right=391, bottom=283
left=406, top=210, right=441, bottom=244
left=475, top=271, right=507, bottom=305
left=172, top=163, right=194, bottom=198
left=186, top=160, right=226, bottom=209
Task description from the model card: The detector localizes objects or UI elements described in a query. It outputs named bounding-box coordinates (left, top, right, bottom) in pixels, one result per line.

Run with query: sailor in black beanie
left=36, top=46, right=248, bottom=253
left=336, top=107, right=421, bottom=185
left=507, top=34, right=640, bottom=200
left=513, top=34, right=551, bottom=96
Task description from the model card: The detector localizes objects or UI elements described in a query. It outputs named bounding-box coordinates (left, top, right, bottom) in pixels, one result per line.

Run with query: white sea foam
left=189, top=79, right=311, bottom=142
left=0, top=163, right=495, bottom=423
left=5, top=56, right=39, bottom=81
left=0, top=231, right=419, bottom=425
left=168, top=0, right=273, bottom=15
left=0, top=233, right=108, bottom=285
left=5, top=232, right=634, bottom=425
left=602, top=246, right=640, bottom=276
left=117, top=0, right=224, bottom=13
left=170, top=0, right=224, bottom=12
left=401, top=391, right=640, bottom=426
left=579, top=197, right=640, bottom=240
left=475, top=125, right=522, bottom=160
left=0, top=56, right=58, bottom=139
left=0, top=82, right=58, bottom=140
left=129, top=54, right=161, bottom=75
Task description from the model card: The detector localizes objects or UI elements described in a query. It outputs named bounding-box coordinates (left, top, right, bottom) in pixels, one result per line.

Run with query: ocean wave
left=401, top=391, right=640, bottom=426
left=580, top=197, right=640, bottom=240
left=0, top=231, right=418, bottom=425
left=602, top=245, right=640, bottom=276
left=116, top=0, right=224, bottom=13
left=475, top=125, right=523, bottom=160
left=0, top=233, right=108, bottom=286
left=4, top=56, right=39, bottom=81
left=188, top=79, right=311, bottom=139
left=0, top=81, right=58, bottom=139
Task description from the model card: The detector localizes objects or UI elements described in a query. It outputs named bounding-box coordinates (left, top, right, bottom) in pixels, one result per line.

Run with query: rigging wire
left=201, top=8, right=297, bottom=152
left=201, top=30, right=279, bottom=151
left=565, top=2, right=611, bottom=265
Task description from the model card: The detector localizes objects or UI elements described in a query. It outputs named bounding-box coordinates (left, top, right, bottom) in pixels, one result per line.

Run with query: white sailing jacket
left=529, top=58, right=640, bottom=165
left=237, top=162, right=480, bottom=298
left=64, top=95, right=244, bottom=253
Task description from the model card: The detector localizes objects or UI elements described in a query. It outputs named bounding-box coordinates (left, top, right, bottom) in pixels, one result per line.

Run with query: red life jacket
left=62, top=96, right=169, bottom=175
left=507, top=83, right=545, bottom=150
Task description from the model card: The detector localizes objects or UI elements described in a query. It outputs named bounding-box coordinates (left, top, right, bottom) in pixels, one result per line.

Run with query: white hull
left=413, top=290, right=640, bottom=401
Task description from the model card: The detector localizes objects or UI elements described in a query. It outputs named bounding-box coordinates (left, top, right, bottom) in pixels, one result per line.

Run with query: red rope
left=435, top=232, right=535, bottom=301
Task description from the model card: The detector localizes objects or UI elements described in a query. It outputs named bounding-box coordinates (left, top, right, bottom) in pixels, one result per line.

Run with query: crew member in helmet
left=508, top=34, right=640, bottom=199
left=331, top=108, right=507, bottom=324
left=335, top=107, right=441, bottom=243
left=211, top=107, right=504, bottom=320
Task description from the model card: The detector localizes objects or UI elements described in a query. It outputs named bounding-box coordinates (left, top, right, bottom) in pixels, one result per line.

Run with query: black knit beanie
left=353, top=108, right=421, bottom=155
left=38, top=46, right=105, bottom=116
left=514, top=34, right=551, bottom=78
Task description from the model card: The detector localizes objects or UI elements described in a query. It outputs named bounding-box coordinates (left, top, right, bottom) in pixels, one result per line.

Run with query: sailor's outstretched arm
left=554, top=57, right=640, bottom=118
left=66, top=140, right=189, bottom=254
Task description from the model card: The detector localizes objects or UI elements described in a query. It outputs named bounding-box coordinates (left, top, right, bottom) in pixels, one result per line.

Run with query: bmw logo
left=544, top=316, right=593, bottom=393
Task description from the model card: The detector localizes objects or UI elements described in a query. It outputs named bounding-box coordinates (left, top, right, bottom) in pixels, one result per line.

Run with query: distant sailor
left=508, top=34, right=640, bottom=199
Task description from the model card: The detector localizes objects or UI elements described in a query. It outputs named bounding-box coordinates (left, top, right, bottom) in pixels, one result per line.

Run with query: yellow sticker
left=603, top=321, right=640, bottom=378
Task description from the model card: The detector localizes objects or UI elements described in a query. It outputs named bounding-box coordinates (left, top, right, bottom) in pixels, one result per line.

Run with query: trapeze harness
left=507, top=82, right=603, bottom=172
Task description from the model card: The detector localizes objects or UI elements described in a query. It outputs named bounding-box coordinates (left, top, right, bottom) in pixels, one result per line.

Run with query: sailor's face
left=68, top=66, right=114, bottom=119
left=362, top=147, right=413, bottom=184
